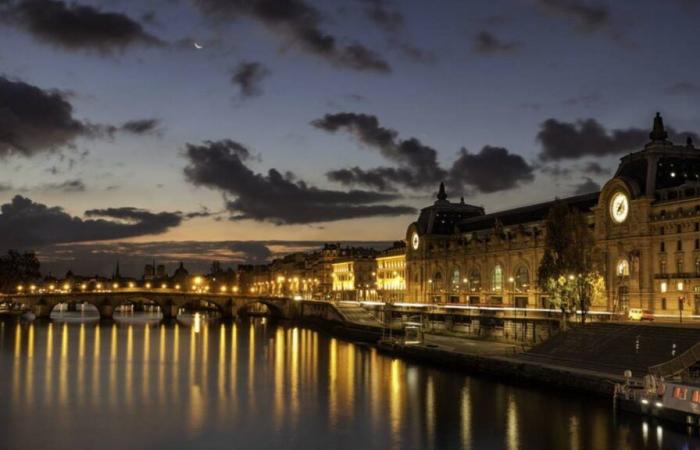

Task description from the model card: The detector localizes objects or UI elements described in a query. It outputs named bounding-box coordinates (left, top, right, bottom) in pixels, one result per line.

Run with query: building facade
left=405, top=114, right=700, bottom=316
left=375, top=243, right=406, bottom=302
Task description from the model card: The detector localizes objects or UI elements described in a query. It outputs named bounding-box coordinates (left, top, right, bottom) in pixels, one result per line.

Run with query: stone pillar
left=98, top=304, right=114, bottom=320
left=32, top=303, right=52, bottom=319
left=160, top=304, right=179, bottom=320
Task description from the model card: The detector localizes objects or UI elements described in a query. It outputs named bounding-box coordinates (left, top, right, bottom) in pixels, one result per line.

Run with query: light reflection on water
left=0, top=318, right=698, bottom=450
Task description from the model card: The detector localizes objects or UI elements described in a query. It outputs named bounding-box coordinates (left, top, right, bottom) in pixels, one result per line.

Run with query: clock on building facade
left=411, top=232, right=420, bottom=250
left=609, top=191, right=629, bottom=223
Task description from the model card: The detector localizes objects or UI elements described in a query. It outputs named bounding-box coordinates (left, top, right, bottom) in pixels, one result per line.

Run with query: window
left=660, top=242, right=665, bottom=252
left=660, top=226, right=665, bottom=235
left=451, top=268, right=460, bottom=288
left=515, top=266, right=529, bottom=292
left=492, top=264, right=503, bottom=291
left=677, top=258, right=684, bottom=274
left=514, top=296, right=528, bottom=308
left=696, top=223, right=699, bottom=232
left=678, top=240, right=683, bottom=251
left=469, top=296, right=479, bottom=305
left=540, top=297, right=551, bottom=308
left=696, top=238, right=700, bottom=250
left=616, top=259, right=630, bottom=276
left=661, top=298, right=667, bottom=310
left=660, top=282, right=668, bottom=293
left=673, top=387, right=688, bottom=400
left=469, top=269, right=481, bottom=292
left=696, top=259, right=700, bottom=275
left=677, top=224, right=682, bottom=234
left=660, top=260, right=667, bottom=274
left=692, top=390, right=700, bottom=403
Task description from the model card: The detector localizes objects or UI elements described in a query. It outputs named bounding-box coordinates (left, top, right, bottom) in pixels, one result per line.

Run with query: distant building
left=331, top=248, right=378, bottom=301
left=172, top=262, right=189, bottom=285
left=376, top=242, right=406, bottom=303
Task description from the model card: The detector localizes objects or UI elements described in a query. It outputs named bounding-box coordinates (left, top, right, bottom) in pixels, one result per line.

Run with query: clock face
left=609, top=192, right=629, bottom=223
left=411, top=232, right=420, bottom=250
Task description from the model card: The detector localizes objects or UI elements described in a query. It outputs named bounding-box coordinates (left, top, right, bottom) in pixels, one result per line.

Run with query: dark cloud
left=192, top=0, right=390, bottom=73
left=665, top=82, right=700, bottom=96
left=539, top=164, right=572, bottom=178
left=2, top=0, right=163, bottom=53
left=183, top=139, right=415, bottom=224
left=473, top=31, right=518, bottom=55
left=313, top=112, right=534, bottom=194
left=229, top=241, right=272, bottom=264
left=231, top=61, right=270, bottom=98
left=536, top=0, right=609, bottom=32
left=0, top=75, right=88, bottom=157
left=449, top=146, right=535, bottom=193
left=572, top=177, right=600, bottom=195
left=120, top=118, right=161, bottom=135
left=537, top=117, right=700, bottom=161
left=362, top=0, right=403, bottom=33
left=326, top=166, right=412, bottom=192
left=312, top=112, right=447, bottom=189
left=0, top=195, right=183, bottom=249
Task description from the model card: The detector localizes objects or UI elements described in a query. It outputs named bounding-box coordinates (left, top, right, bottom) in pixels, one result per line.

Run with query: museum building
left=405, top=114, right=700, bottom=315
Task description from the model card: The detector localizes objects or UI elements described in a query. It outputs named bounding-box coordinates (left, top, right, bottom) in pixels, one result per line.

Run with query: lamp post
left=678, top=280, right=685, bottom=324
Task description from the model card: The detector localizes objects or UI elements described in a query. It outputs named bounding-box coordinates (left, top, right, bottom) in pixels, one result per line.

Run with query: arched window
left=469, top=268, right=481, bottom=292
left=515, top=266, right=529, bottom=292
left=451, top=268, right=460, bottom=288
left=616, top=259, right=629, bottom=276
left=492, top=264, right=503, bottom=291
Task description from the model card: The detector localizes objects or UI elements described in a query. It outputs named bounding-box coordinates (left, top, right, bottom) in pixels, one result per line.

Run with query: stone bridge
left=2, top=291, right=298, bottom=321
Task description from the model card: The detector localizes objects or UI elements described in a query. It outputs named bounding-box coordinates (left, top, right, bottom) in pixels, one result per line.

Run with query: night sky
left=1, top=0, right=699, bottom=276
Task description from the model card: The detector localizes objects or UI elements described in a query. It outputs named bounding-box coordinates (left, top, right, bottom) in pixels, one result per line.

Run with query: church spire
left=649, top=112, right=668, bottom=142
left=437, top=182, right=447, bottom=202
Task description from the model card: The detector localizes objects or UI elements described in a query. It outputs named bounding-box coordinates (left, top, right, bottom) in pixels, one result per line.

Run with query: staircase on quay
left=517, top=322, right=700, bottom=378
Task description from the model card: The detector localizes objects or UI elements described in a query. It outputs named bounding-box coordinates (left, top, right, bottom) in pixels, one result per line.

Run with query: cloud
left=582, top=161, right=609, bottom=175
left=448, top=146, right=535, bottom=193
left=665, top=82, right=700, bottom=96
left=0, top=75, right=88, bottom=157
left=229, top=241, right=272, bottom=263
left=192, top=0, right=390, bottom=73
left=231, top=61, right=270, bottom=98
left=473, top=31, right=518, bottom=55
left=537, top=117, right=700, bottom=161
left=362, top=0, right=403, bottom=33
left=572, top=177, right=600, bottom=195
left=313, top=112, right=534, bottom=194
left=40, top=179, right=86, bottom=192
left=183, top=139, right=415, bottom=224
left=0, top=195, right=183, bottom=249
left=119, top=118, right=161, bottom=135
left=1, top=0, right=164, bottom=53
left=536, top=0, right=609, bottom=32
left=312, top=112, right=447, bottom=189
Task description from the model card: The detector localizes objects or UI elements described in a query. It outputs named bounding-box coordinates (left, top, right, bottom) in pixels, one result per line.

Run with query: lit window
left=616, top=259, right=629, bottom=276
left=492, top=265, right=503, bottom=291
left=692, top=390, right=700, bottom=403
left=660, top=282, right=667, bottom=293
left=674, top=387, right=688, bottom=400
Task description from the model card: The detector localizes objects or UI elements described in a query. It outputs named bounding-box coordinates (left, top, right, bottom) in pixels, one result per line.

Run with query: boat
left=615, top=371, right=700, bottom=427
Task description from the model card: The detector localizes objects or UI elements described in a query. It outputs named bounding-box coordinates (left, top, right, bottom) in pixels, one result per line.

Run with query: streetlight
left=677, top=281, right=685, bottom=323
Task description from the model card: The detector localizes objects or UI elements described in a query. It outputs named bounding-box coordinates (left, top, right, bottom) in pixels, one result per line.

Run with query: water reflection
left=0, top=319, right=698, bottom=450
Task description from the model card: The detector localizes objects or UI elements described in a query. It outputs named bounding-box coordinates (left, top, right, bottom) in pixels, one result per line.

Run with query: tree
left=0, top=250, right=41, bottom=292
left=537, top=201, right=603, bottom=325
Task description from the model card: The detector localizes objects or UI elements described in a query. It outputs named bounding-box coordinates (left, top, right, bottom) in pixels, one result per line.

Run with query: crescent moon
left=193, top=42, right=203, bottom=50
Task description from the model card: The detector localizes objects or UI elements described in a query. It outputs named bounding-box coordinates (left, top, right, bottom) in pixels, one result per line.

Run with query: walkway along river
left=0, top=315, right=698, bottom=450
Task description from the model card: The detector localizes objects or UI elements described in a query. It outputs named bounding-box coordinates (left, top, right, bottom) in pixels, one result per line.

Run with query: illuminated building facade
left=406, top=114, right=700, bottom=316
left=331, top=249, right=378, bottom=301
left=375, top=243, right=406, bottom=302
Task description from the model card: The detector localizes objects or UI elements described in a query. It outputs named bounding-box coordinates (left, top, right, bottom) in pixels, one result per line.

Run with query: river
left=0, top=314, right=697, bottom=450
